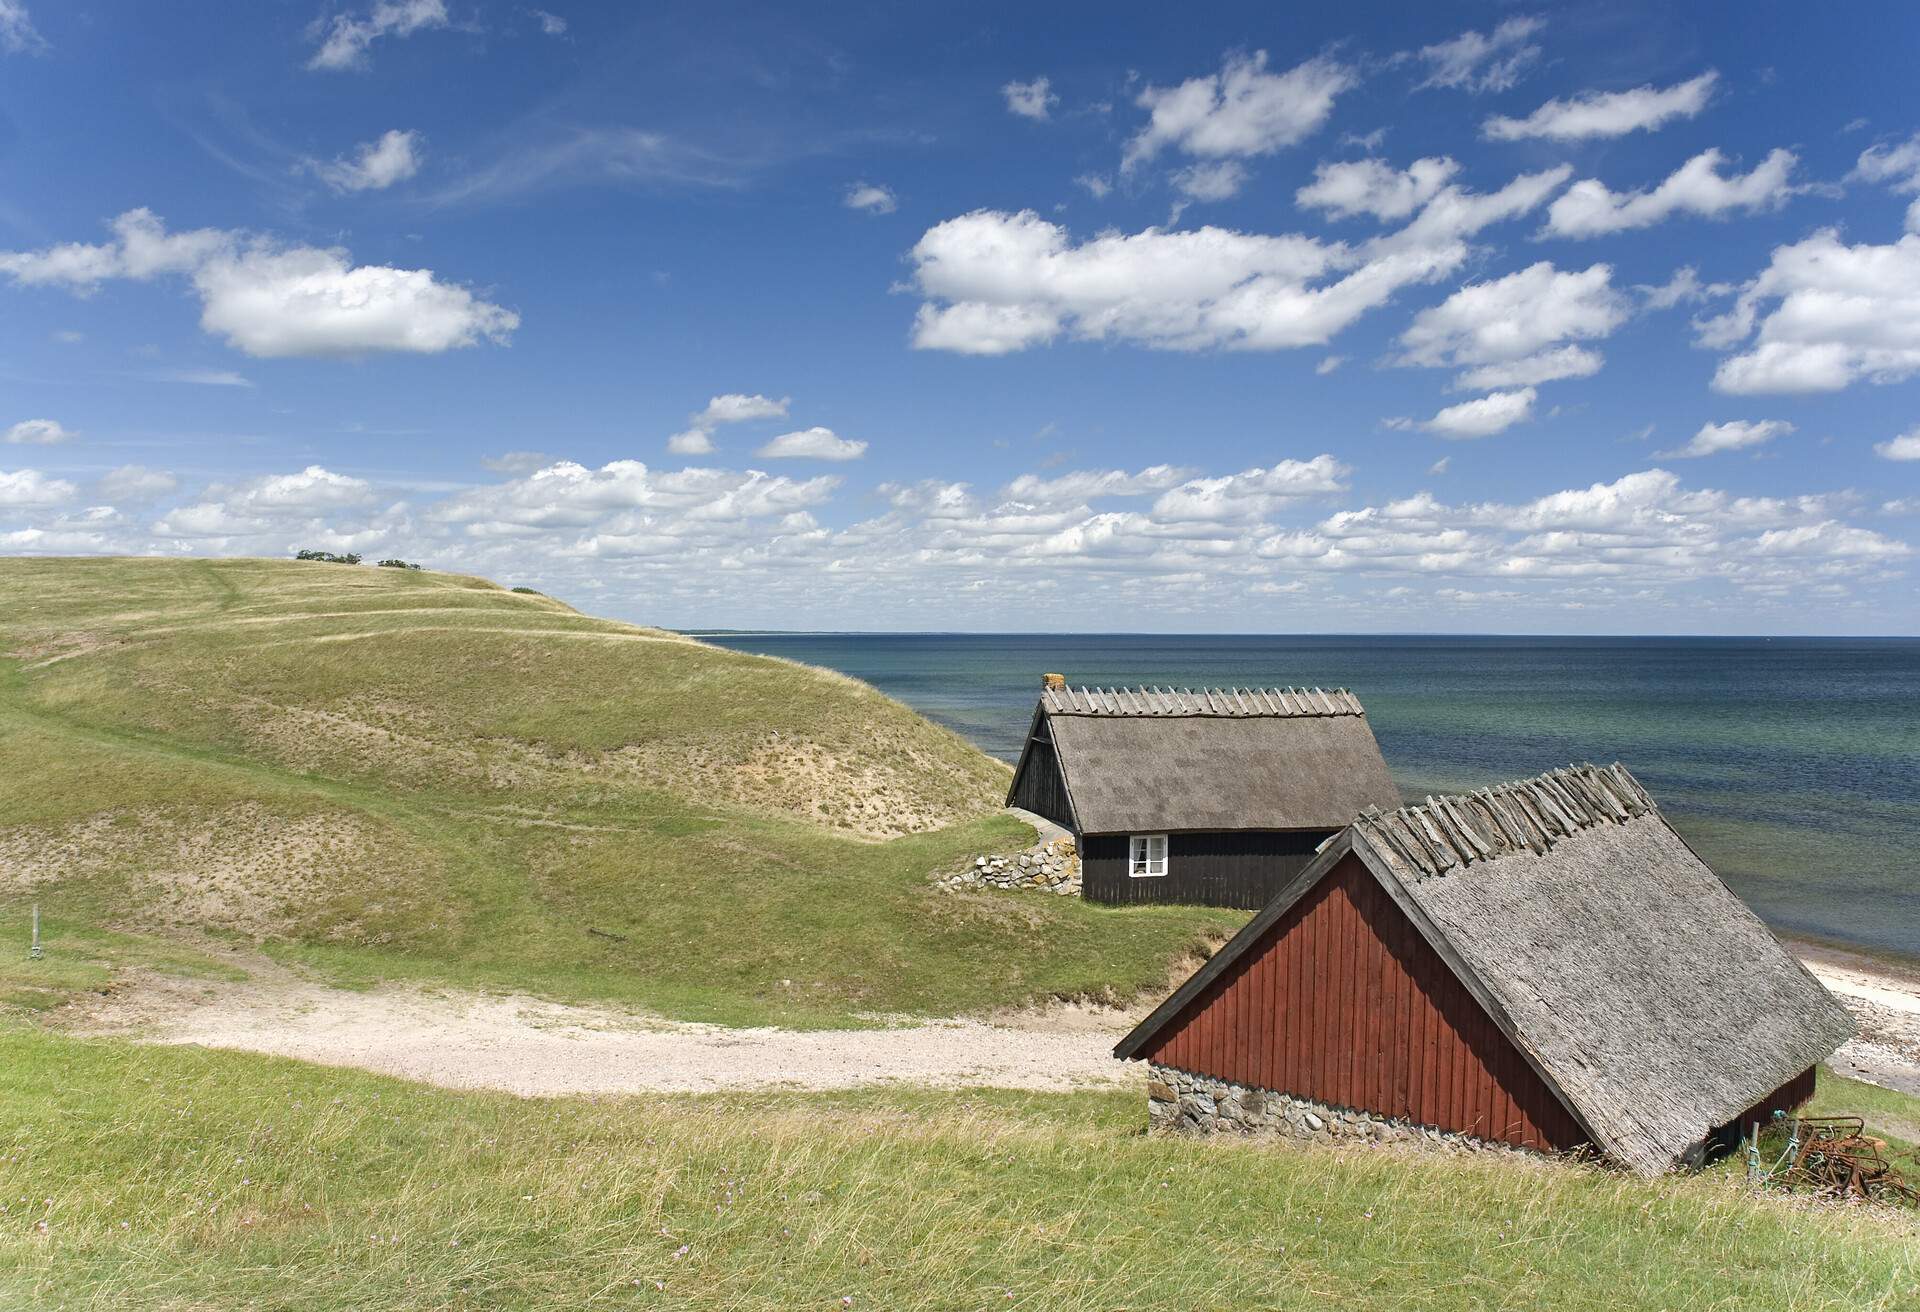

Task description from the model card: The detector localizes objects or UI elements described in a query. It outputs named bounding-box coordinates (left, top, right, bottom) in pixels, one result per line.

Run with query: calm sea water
left=695, top=634, right=1920, bottom=961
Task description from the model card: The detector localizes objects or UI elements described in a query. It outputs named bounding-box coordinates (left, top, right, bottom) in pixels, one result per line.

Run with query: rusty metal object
left=1769, top=1115, right=1919, bottom=1205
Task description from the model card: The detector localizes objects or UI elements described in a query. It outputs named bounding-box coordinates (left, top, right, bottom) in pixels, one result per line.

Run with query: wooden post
left=30, top=903, right=41, bottom=960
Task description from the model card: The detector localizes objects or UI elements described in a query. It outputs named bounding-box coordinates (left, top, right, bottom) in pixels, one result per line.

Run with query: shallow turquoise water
left=695, top=633, right=1920, bottom=960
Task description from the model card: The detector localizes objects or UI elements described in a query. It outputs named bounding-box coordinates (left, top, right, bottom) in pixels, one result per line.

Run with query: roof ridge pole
left=1390, top=814, right=1441, bottom=874
left=1440, top=795, right=1494, bottom=857
left=1423, top=796, right=1469, bottom=861
left=1413, top=807, right=1459, bottom=870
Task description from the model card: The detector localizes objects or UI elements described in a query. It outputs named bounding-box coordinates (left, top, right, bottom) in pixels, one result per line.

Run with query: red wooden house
left=1114, top=763, right=1854, bottom=1175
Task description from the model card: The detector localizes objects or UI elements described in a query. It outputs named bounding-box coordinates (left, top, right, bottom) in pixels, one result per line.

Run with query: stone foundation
left=936, top=836, right=1081, bottom=895
left=1148, top=1063, right=1531, bottom=1157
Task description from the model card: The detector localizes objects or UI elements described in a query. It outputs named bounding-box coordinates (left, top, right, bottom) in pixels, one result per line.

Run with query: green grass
left=0, top=1026, right=1913, bottom=1311
left=0, top=557, right=1240, bottom=1025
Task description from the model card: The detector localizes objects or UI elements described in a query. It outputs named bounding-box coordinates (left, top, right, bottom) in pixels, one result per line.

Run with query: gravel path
left=81, top=967, right=1139, bottom=1096
left=76, top=944, right=1920, bottom=1101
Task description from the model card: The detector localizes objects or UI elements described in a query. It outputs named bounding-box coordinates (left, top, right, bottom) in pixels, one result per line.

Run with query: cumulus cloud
left=5, top=418, right=74, bottom=445
left=1421, top=388, right=1537, bottom=439
left=1171, top=160, right=1248, bottom=202
left=755, top=427, right=867, bottom=461
left=97, top=466, right=179, bottom=502
left=908, top=166, right=1568, bottom=356
left=1124, top=52, right=1353, bottom=170
left=1, top=0, right=45, bottom=54
left=1851, top=133, right=1920, bottom=233
left=666, top=429, right=715, bottom=456
left=1701, top=229, right=1920, bottom=394
left=2, top=455, right=1908, bottom=624
left=531, top=9, right=566, bottom=36
left=1659, top=419, right=1794, bottom=459
left=1412, top=16, right=1544, bottom=95
left=844, top=182, right=897, bottom=214
left=696, top=394, right=789, bottom=425
left=1877, top=427, right=1920, bottom=461
left=0, top=209, right=517, bottom=358
left=1399, top=261, right=1626, bottom=388
left=310, top=129, right=423, bottom=193
left=1074, top=174, right=1112, bottom=200
left=0, top=468, right=77, bottom=506
left=1002, top=77, right=1057, bottom=121
left=1296, top=156, right=1459, bottom=221
left=1483, top=72, right=1717, bottom=141
left=308, top=0, right=448, bottom=71
left=1637, top=265, right=1734, bottom=310
left=1545, top=148, right=1798, bottom=238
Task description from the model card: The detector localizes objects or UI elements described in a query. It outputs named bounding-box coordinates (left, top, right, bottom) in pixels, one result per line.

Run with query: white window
left=1129, top=834, right=1168, bottom=878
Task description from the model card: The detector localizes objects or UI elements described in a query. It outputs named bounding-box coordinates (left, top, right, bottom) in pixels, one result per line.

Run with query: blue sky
left=3, top=0, right=1919, bottom=632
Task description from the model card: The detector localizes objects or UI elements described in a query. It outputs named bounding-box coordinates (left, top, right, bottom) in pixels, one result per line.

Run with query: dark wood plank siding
left=1083, top=830, right=1330, bottom=909
left=1007, top=722, right=1075, bottom=830
left=1140, top=853, right=1588, bottom=1153
left=1717, top=1066, right=1818, bottom=1137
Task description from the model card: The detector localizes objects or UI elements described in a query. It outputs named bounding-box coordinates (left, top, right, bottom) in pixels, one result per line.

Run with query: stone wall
left=936, top=836, right=1081, bottom=895
left=1148, top=1062, right=1530, bottom=1157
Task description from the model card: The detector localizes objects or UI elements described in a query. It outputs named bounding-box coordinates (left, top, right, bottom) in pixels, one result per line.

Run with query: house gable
left=1130, top=848, right=1589, bottom=1152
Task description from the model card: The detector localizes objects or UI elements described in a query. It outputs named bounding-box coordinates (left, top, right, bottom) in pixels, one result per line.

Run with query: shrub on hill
left=377, top=559, right=423, bottom=570
left=294, top=549, right=362, bottom=565
left=510, top=585, right=541, bottom=594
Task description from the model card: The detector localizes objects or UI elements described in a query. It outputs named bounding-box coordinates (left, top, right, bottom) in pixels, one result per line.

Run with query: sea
left=693, top=633, right=1920, bottom=962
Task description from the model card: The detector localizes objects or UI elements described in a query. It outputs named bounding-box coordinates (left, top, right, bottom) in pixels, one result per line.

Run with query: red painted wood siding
left=1720, top=1066, right=1817, bottom=1137
left=1141, top=853, right=1588, bottom=1152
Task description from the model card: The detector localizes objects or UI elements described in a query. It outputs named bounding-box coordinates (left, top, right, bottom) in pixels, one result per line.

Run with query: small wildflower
left=672, top=1245, right=690, bottom=1261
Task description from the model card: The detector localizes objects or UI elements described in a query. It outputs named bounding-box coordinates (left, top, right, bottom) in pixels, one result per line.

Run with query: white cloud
left=1422, top=388, right=1537, bottom=439
left=308, top=0, right=449, bottom=72
left=1413, top=16, right=1544, bottom=95
left=844, top=181, right=897, bottom=214
left=5, top=418, right=74, bottom=445
left=1399, top=262, right=1626, bottom=387
left=0, top=0, right=44, bottom=54
left=1315, top=355, right=1343, bottom=375
left=1454, top=344, right=1604, bottom=390
left=145, top=369, right=255, bottom=387
left=755, top=427, right=867, bottom=461
left=1660, top=419, right=1794, bottom=459
left=97, top=466, right=179, bottom=502
left=1149, top=457, right=1350, bottom=520
left=1637, top=265, right=1734, bottom=310
left=1125, top=52, right=1353, bottom=170
left=1428, top=456, right=1451, bottom=475
left=1171, top=161, right=1248, bottom=202
left=1001, top=465, right=1195, bottom=505
left=1296, top=156, right=1459, bottom=221
left=0, top=209, right=517, bottom=358
left=909, top=168, right=1567, bottom=356
left=1852, top=133, right=1920, bottom=233
left=1074, top=174, right=1112, bottom=199
left=695, top=394, right=788, bottom=425
left=1002, top=77, right=1057, bottom=121
left=1483, top=72, right=1717, bottom=141
left=1545, top=148, right=1798, bottom=238
left=1877, top=428, right=1920, bottom=461
left=666, top=429, right=715, bottom=455
left=0, top=468, right=77, bottom=506
left=1703, top=230, right=1920, bottom=394
left=311, top=129, right=423, bottom=193
left=531, top=9, right=566, bottom=36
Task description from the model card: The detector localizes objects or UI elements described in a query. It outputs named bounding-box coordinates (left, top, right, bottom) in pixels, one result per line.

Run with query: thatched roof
left=1014, top=685, right=1400, bottom=835
left=1117, top=763, right=1854, bottom=1175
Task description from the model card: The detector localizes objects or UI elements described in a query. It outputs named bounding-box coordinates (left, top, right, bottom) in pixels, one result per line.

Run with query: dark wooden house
left=1006, top=678, right=1401, bottom=908
left=1114, top=763, right=1855, bottom=1175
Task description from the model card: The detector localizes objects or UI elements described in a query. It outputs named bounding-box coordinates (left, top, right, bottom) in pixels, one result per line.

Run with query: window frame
left=1128, top=833, right=1169, bottom=878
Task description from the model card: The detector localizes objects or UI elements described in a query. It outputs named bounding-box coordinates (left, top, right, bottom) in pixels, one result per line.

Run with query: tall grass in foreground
left=1, top=1029, right=1913, bottom=1311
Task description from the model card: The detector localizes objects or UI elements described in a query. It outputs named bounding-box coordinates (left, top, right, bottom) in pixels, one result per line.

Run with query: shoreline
left=1787, top=938, right=1920, bottom=1097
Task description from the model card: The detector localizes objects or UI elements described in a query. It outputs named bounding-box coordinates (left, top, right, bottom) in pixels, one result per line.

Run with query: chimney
left=1042, top=672, right=1066, bottom=690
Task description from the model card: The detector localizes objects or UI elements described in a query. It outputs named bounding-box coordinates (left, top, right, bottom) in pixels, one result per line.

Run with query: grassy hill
left=3, top=1029, right=1915, bottom=1310
left=0, top=556, right=1241, bottom=1024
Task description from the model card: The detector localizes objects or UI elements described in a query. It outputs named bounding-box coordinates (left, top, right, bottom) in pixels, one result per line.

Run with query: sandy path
left=81, top=968, right=1138, bottom=1096
left=76, top=945, right=1920, bottom=1101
